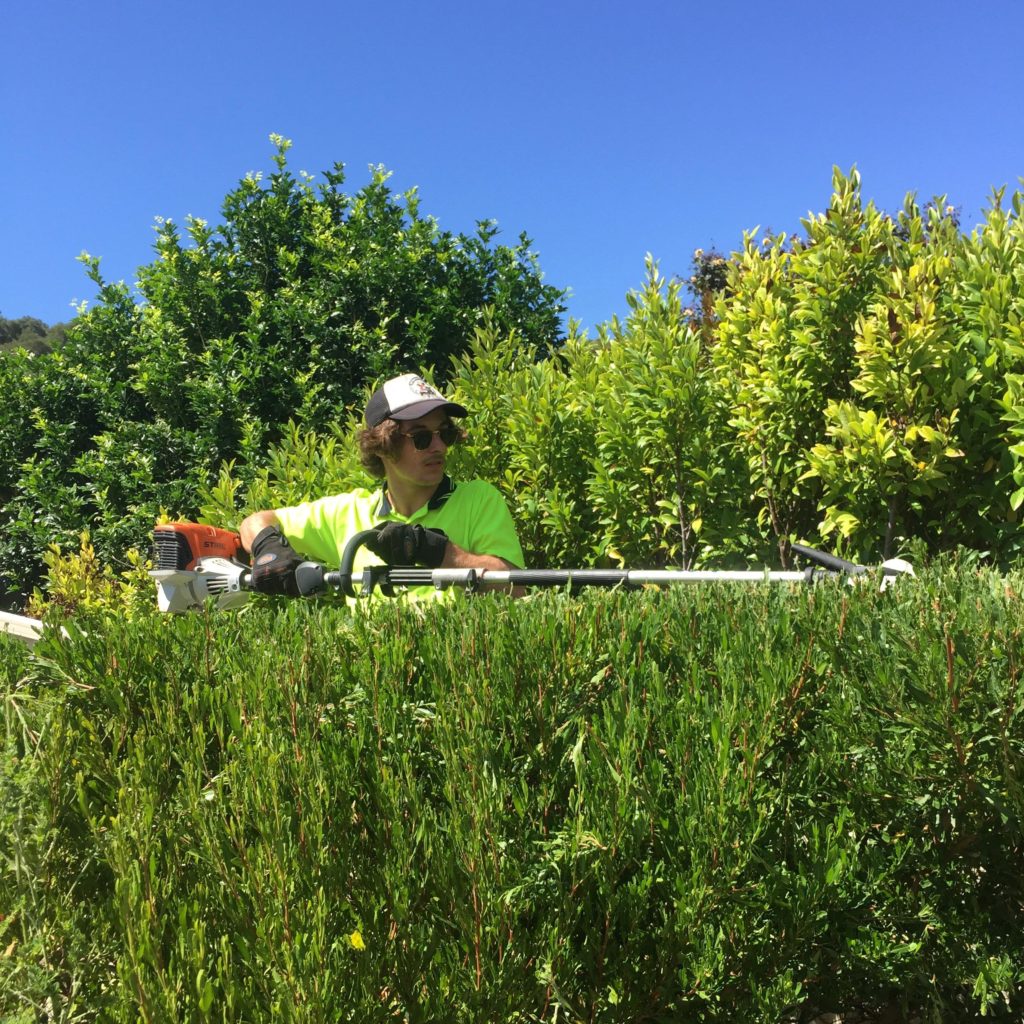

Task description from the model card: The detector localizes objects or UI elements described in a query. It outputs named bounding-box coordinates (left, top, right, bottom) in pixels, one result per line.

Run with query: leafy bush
left=0, top=135, right=566, bottom=603
left=715, top=169, right=1024, bottom=564
left=23, top=532, right=153, bottom=621
left=3, top=566, right=1022, bottom=1021
left=198, top=418, right=370, bottom=531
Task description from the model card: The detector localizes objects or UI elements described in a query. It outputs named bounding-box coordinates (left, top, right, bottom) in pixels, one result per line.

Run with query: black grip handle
left=294, top=561, right=327, bottom=596
left=790, top=543, right=866, bottom=575
left=339, top=529, right=380, bottom=577
left=506, top=569, right=633, bottom=591
left=334, top=529, right=383, bottom=598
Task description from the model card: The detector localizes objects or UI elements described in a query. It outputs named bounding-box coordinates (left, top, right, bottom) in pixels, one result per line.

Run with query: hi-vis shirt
left=275, top=476, right=524, bottom=600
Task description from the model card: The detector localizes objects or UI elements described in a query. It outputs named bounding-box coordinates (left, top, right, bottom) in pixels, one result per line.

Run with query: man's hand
left=250, top=526, right=303, bottom=596
left=366, top=523, right=449, bottom=567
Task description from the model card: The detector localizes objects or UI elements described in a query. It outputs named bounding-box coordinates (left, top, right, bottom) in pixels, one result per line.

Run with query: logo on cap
left=408, top=376, right=439, bottom=398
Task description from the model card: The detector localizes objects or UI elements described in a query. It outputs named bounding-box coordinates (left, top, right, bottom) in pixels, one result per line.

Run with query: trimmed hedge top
left=3, top=563, right=1023, bottom=1021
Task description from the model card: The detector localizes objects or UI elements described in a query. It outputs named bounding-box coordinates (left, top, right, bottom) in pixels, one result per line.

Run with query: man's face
left=384, top=408, right=454, bottom=493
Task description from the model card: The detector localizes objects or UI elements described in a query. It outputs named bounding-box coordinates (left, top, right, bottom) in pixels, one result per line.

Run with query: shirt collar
left=375, top=475, right=456, bottom=518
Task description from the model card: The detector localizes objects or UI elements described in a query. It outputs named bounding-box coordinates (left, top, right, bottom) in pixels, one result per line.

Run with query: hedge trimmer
left=150, top=522, right=915, bottom=613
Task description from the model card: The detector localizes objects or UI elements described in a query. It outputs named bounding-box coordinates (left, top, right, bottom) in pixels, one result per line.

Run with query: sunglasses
left=400, top=424, right=461, bottom=450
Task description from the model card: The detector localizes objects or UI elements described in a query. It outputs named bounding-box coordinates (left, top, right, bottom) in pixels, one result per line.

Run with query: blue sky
left=2, top=0, right=1022, bottom=335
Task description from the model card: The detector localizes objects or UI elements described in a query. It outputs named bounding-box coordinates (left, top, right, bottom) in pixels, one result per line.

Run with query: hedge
left=3, top=562, right=1022, bottom=1021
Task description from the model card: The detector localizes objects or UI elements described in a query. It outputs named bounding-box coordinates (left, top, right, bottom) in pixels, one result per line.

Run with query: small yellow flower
left=349, top=930, right=366, bottom=951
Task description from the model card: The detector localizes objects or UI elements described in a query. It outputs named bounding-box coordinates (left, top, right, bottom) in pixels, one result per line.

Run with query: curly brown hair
left=357, top=420, right=466, bottom=478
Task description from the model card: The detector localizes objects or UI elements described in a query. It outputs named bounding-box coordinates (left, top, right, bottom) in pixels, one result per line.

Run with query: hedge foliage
left=3, top=565, right=1023, bottom=1021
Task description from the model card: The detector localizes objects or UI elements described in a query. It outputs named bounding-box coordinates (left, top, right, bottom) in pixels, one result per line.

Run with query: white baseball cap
left=364, top=373, right=468, bottom=427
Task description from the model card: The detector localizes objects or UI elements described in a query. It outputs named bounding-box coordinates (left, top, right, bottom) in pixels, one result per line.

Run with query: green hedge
left=3, top=565, right=1022, bottom=1021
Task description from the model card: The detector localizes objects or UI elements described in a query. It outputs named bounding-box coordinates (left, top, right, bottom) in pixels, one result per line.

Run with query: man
left=239, top=373, right=524, bottom=598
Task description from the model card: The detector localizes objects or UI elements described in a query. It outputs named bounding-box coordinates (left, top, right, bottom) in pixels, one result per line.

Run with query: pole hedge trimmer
left=150, top=522, right=915, bottom=613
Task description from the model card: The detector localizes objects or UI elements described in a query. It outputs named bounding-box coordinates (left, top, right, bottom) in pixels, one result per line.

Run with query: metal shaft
left=322, top=566, right=814, bottom=596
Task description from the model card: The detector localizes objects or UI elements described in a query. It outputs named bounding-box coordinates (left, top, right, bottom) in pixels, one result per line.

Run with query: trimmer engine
left=153, top=523, right=244, bottom=571
left=150, top=523, right=251, bottom=612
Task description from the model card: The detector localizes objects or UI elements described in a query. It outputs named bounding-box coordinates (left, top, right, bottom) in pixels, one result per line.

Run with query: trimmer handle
left=339, top=529, right=381, bottom=579
left=294, top=561, right=328, bottom=596
left=790, top=543, right=866, bottom=576
left=317, top=529, right=385, bottom=599
left=294, top=530, right=401, bottom=600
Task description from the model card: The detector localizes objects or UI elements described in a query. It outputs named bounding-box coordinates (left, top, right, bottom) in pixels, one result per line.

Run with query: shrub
left=0, top=136, right=566, bottom=602
left=714, top=168, right=1024, bottom=565
left=3, top=565, right=1022, bottom=1021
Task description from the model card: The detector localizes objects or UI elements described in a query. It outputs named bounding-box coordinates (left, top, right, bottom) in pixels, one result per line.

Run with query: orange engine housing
left=153, top=523, right=245, bottom=571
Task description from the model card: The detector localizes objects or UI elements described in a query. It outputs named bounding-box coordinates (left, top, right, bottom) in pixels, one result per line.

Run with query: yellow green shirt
left=275, top=476, right=524, bottom=600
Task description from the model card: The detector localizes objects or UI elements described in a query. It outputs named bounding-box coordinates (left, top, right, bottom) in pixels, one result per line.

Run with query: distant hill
left=0, top=313, right=69, bottom=354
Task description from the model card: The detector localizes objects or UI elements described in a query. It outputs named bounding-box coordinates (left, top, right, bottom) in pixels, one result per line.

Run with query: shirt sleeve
left=457, top=481, right=525, bottom=568
left=275, top=497, right=347, bottom=565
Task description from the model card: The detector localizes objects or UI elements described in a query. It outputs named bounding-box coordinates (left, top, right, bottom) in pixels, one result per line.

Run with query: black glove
left=250, top=526, right=303, bottom=596
left=366, top=523, right=449, bottom=567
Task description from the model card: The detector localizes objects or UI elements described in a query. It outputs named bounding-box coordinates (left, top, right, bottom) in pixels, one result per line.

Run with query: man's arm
left=441, top=543, right=517, bottom=572
left=440, top=543, right=524, bottom=596
left=239, top=510, right=282, bottom=553
left=238, top=510, right=304, bottom=596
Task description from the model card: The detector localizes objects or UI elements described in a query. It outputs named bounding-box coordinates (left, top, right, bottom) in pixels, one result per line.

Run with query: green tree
left=713, top=167, right=1024, bottom=565
left=0, top=313, right=67, bottom=354
left=0, top=135, right=566, bottom=602
left=0, top=313, right=45, bottom=344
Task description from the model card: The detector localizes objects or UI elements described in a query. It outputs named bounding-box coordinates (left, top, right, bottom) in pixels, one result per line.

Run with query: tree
left=0, top=135, right=566, bottom=602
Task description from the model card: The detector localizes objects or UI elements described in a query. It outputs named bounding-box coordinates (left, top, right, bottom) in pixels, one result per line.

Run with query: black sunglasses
left=400, top=424, right=461, bottom=450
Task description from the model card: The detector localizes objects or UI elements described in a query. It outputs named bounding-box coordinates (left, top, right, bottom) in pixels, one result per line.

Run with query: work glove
left=250, top=526, right=303, bottom=596
left=366, top=523, right=449, bottom=567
